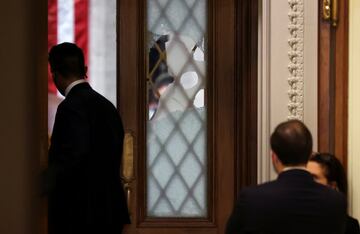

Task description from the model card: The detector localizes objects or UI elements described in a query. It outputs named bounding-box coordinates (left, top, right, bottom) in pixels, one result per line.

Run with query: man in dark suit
left=226, top=120, right=347, bottom=234
left=47, top=42, right=130, bottom=234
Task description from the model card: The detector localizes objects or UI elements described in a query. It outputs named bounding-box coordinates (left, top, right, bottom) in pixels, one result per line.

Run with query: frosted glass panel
left=147, top=0, right=207, bottom=217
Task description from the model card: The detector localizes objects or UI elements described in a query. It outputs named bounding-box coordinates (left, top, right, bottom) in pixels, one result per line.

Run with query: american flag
left=48, top=0, right=117, bottom=133
left=48, top=0, right=89, bottom=94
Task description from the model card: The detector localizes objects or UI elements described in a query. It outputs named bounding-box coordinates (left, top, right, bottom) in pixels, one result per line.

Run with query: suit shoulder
left=70, top=88, right=115, bottom=108
left=241, top=180, right=278, bottom=193
left=347, top=216, right=360, bottom=232
left=237, top=180, right=279, bottom=200
left=84, top=88, right=114, bottom=106
left=56, top=98, right=74, bottom=112
left=316, top=182, right=346, bottom=202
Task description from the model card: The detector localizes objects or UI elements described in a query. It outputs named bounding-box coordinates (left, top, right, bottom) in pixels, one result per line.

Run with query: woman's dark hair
left=310, top=153, right=348, bottom=197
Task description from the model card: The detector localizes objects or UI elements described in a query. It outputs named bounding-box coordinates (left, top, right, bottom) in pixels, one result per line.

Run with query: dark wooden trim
left=318, top=0, right=349, bottom=166
left=318, top=0, right=333, bottom=153
left=214, top=0, right=236, bottom=231
left=138, top=0, right=147, bottom=226
left=118, top=0, right=140, bottom=231
left=138, top=218, right=217, bottom=228
left=35, top=1, right=48, bottom=233
left=207, top=0, right=216, bottom=226
left=235, top=0, right=258, bottom=195
left=334, top=0, right=349, bottom=167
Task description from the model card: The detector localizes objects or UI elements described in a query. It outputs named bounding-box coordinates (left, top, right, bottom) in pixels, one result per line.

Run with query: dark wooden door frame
left=235, top=0, right=258, bottom=194
left=318, top=0, right=349, bottom=167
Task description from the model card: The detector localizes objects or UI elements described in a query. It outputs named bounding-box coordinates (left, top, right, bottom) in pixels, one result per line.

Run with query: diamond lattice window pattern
left=147, top=0, right=207, bottom=217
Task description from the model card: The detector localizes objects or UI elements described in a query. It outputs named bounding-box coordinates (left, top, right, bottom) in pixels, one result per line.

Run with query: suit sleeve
left=354, top=218, right=360, bottom=233
left=46, top=103, right=91, bottom=193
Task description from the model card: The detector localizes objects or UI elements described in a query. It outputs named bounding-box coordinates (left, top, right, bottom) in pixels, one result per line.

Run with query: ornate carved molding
left=287, top=0, right=304, bottom=120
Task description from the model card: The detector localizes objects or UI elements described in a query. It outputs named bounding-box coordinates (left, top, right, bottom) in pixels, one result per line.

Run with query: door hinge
left=322, top=0, right=338, bottom=27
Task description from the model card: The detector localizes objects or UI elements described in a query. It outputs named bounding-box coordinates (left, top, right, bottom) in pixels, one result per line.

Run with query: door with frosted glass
left=118, top=0, right=258, bottom=233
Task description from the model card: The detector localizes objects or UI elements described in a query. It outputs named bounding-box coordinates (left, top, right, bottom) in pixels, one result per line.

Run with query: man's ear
left=271, top=151, right=278, bottom=164
left=271, top=151, right=283, bottom=173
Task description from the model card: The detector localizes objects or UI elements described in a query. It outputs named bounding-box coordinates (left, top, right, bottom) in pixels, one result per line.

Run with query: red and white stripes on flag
left=48, top=0, right=89, bottom=94
left=48, top=0, right=117, bottom=134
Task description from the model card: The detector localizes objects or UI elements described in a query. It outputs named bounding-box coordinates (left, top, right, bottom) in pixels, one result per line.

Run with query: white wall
left=348, top=0, right=360, bottom=220
left=258, top=0, right=318, bottom=182
left=89, top=0, right=117, bottom=105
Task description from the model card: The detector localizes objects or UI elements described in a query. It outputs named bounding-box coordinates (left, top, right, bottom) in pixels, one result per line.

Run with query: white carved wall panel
left=287, top=0, right=304, bottom=120
left=258, top=0, right=318, bottom=182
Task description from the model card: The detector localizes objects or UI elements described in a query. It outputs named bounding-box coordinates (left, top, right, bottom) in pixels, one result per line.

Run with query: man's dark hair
left=270, top=119, right=312, bottom=166
left=48, top=42, right=87, bottom=79
left=310, top=153, right=348, bottom=197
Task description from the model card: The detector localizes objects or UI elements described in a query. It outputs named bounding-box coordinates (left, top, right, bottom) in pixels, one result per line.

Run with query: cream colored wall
left=258, top=0, right=318, bottom=182
left=348, top=0, right=360, bottom=220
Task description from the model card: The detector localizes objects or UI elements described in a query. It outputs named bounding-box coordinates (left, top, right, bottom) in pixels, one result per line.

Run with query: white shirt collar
left=65, top=79, right=87, bottom=97
left=282, top=166, right=307, bottom=172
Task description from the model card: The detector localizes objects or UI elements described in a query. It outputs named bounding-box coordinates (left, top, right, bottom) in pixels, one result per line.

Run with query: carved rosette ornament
left=287, top=0, right=304, bottom=120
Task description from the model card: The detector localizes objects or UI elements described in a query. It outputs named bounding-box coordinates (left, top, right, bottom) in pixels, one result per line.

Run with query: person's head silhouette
left=48, top=42, right=87, bottom=96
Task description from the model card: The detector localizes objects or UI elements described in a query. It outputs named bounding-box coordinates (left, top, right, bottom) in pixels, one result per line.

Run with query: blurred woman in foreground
left=307, top=153, right=360, bottom=234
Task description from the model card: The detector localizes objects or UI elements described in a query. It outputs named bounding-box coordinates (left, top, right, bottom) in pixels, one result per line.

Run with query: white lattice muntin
left=287, top=0, right=304, bottom=120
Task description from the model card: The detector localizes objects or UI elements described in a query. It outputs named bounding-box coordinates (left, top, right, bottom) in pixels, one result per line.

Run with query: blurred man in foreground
left=226, top=120, right=346, bottom=234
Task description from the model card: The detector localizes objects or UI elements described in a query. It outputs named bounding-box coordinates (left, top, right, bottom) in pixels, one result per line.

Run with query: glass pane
left=147, top=0, right=207, bottom=217
left=48, top=0, right=117, bottom=134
